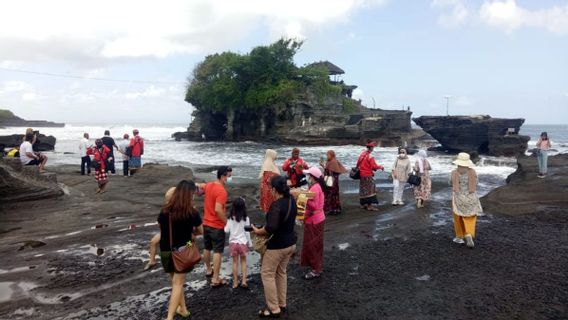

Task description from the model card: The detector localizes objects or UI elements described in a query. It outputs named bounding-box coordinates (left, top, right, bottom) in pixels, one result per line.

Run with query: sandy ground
left=0, top=164, right=567, bottom=319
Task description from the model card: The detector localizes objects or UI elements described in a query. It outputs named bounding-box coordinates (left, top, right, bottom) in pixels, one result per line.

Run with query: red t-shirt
left=129, top=136, right=144, bottom=157
left=203, top=182, right=228, bottom=230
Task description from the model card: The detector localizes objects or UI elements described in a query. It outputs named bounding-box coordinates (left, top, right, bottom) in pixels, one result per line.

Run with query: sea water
left=1, top=123, right=566, bottom=194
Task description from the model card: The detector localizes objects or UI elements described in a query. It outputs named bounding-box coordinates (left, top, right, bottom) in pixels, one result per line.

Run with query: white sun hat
left=453, top=152, right=475, bottom=168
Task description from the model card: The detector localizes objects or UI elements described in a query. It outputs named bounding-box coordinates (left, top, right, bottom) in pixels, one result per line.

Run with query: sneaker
left=392, top=201, right=398, bottom=206
left=452, top=237, right=465, bottom=244
left=465, top=234, right=475, bottom=248
left=537, top=174, right=545, bottom=179
left=398, top=201, right=405, bottom=205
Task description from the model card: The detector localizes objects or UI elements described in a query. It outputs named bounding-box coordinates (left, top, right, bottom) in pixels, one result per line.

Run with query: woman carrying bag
left=157, top=180, right=204, bottom=320
left=252, top=176, right=297, bottom=318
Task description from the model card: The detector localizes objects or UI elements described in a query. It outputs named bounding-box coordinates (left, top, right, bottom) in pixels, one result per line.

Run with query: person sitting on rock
left=282, top=148, right=309, bottom=188
left=19, top=133, right=47, bottom=173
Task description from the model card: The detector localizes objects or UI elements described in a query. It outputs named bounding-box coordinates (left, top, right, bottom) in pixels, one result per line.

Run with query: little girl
left=224, top=197, right=252, bottom=289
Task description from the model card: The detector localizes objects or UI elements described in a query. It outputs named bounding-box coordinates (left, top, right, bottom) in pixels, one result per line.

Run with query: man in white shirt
left=79, top=133, right=91, bottom=175
left=117, top=133, right=130, bottom=176
left=20, top=133, right=48, bottom=173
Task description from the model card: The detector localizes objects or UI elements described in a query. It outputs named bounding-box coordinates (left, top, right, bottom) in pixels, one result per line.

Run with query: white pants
left=393, top=180, right=406, bottom=202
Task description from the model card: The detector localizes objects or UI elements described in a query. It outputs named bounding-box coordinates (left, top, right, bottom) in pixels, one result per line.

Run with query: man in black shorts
left=198, top=166, right=232, bottom=287
left=19, top=133, right=48, bottom=173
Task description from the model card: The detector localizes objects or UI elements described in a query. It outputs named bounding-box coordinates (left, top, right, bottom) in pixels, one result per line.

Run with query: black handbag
left=407, top=173, right=422, bottom=186
left=349, top=167, right=361, bottom=180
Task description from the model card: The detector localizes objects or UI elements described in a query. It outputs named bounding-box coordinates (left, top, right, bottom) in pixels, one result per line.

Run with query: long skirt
left=300, top=221, right=324, bottom=274
left=413, top=171, right=432, bottom=201
left=359, top=176, right=378, bottom=206
left=94, top=170, right=108, bottom=185
left=260, top=171, right=279, bottom=213
left=324, top=173, right=341, bottom=213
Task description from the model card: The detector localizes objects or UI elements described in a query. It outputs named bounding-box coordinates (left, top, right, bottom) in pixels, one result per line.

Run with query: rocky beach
left=0, top=157, right=566, bottom=319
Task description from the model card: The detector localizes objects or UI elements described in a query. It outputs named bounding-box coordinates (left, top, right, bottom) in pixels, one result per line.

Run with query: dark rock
left=0, top=158, right=64, bottom=202
left=0, top=133, right=57, bottom=151
left=0, top=109, right=64, bottom=127
left=481, top=154, right=568, bottom=215
left=413, top=115, right=529, bottom=156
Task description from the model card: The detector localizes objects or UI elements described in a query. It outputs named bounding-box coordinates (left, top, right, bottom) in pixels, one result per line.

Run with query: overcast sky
left=0, top=0, right=566, bottom=125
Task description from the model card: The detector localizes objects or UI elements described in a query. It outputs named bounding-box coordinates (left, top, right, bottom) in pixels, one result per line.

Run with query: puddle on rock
left=0, top=265, right=37, bottom=275
left=338, top=243, right=350, bottom=250
left=17, top=240, right=47, bottom=251
left=91, top=224, right=109, bottom=229
left=416, top=275, right=431, bottom=281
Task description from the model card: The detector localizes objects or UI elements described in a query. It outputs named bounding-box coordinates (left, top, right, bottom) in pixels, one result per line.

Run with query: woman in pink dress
left=259, top=149, right=280, bottom=214
left=300, top=167, right=326, bottom=280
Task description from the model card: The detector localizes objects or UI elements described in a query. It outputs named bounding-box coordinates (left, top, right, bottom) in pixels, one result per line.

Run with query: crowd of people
left=6, top=128, right=554, bottom=318
left=78, top=129, right=144, bottom=193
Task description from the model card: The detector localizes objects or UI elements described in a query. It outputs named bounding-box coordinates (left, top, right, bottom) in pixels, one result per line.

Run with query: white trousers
left=392, top=180, right=406, bottom=202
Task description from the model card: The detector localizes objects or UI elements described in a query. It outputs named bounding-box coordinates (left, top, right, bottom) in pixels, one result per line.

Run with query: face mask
left=399, top=154, right=406, bottom=159
left=226, top=176, right=233, bottom=184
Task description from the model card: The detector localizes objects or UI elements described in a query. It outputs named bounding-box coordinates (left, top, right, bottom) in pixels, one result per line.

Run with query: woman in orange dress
left=259, top=149, right=280, bottom=214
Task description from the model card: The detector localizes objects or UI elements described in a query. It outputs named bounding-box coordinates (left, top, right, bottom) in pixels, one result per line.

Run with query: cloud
left=479, top=0, right=568, bottom=35
left=431, top=0, right=469, bottom=28
left=0, top=0, right=388, bottom=64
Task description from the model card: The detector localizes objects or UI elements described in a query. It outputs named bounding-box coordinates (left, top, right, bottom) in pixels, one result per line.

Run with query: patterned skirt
left=94, top=170, right=108, bottom=183
left=260, top=171, right=279, bottom=213
left=359, top=176, right=378, bottom=205
left=301, top=221, right=324, bottom=273
left=324, top=173, right=341, bottom=213
left=413, top=172, right=432, bottom=201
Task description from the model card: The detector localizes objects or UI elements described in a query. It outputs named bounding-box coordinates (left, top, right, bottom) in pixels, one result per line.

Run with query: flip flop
left=143, top=262, right=156, bottom=271
left=205, top=271, right=213, bottom=278
left=240, top=283, right=248, bottom=289
left=176, top=307, right=191, bottom=318
left=211, top=279, right=227, bottom=288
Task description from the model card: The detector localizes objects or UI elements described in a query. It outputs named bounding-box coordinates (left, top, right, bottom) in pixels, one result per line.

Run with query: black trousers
left=81, top=156, right=91, bottom=175
left=123, top=160, right=129, bottom=176
left=106, top=152, right=116, bottom=174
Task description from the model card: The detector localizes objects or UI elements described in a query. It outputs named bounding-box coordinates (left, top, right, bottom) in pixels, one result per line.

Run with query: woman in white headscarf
left=413, top=150, right=432, bottom=208
left=259, top=149, right=280, bottom=214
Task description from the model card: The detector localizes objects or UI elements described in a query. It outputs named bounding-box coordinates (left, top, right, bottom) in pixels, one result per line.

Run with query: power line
left=0, top=67, right=185, bottom=85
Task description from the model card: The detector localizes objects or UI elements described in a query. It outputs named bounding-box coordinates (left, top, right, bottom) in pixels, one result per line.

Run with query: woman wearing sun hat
left=300, top=166, right=326, bottom=280
left=451, top=152, right=483, bottom=248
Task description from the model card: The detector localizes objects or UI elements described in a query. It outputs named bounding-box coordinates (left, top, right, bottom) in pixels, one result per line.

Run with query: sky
left=0, top=0, right=566, bottom=125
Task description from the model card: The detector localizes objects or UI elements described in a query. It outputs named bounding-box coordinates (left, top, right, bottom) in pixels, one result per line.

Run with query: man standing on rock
left=128, top=129, right=144, bottom=176
left=117, top=133, right=130, bottom=176
left=101, top=130, right=118, bottom=174
left=79, top=132, right=92, bottom=175
left=198, top=166, right=232, bottom=287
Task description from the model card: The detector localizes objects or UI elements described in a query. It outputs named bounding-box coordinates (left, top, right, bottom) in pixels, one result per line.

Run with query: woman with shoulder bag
left=358, top=140, right=385, bottom=211
left=157, top=180, right=204, bottom=320
left=413, top=150, right=432, bottom=208
left=321, top=150, right=348, bottom=215
left=252, top=176, right=297, bottom=318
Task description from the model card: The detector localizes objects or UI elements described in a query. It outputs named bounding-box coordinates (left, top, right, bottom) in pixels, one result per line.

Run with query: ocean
left=2, top=123, right=566, bottom=197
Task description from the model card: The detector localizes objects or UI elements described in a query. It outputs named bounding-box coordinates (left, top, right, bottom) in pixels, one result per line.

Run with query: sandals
left=211, top=279, right=228, bottom=288
left=143, top=262, right=156, bottom=271
left=258, top=307, right=281, bottom=318
left=175, top=307, right=191, bottom=318
left=205, top=271, right=213, bottom=278
left=304, top=271, right=321, bottom=280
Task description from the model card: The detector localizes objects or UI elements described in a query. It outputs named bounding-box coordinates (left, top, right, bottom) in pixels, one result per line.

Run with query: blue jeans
left=537, top=150, right=548, bottom=174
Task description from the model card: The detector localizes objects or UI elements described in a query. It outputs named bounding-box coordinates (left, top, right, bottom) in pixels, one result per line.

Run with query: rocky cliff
left=177, top=92, right=417, bottom=146
left=0, top=109, right=64, bottom=127
left=413, top=115, right=530, bottom=156
left=481, top=154, right=568, bottom=215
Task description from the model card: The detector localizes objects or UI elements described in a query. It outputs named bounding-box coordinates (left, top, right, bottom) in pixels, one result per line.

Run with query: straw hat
left=453, top=152, right=475, bottom=168
left=303, top=167, right=322, bottom=179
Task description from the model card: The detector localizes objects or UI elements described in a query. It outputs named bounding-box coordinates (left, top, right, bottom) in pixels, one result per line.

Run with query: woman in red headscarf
left=321, top=150, right=348, bottom=215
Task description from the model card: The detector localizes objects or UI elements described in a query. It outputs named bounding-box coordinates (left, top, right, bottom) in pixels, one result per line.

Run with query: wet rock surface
left=0, top=158, right=63, bottom=202
left=0, top=163, right=566, bottom=319
left=482, top=154, right=568, bottom=215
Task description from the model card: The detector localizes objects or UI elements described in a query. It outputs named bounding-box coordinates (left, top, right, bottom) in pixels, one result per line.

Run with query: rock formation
left=0, top=109, right=64, bottom=127
left=177, top=62, right=417, bottom=147
left=0, top=158, right=64, bottom=202
left=413, top=115, right=530, bottom=156
left=0, top=133, right=57, bottom=151
left=481, top=154, right=568, bottom=215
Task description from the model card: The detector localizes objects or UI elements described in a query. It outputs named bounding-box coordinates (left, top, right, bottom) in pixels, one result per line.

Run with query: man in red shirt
left=128, top=129, right=144, bottom=176
left=282, top=148, right=309, bottom=187
left=358, top=141, right=384, bottom=211
left=199, top=166, right=232, bottom=286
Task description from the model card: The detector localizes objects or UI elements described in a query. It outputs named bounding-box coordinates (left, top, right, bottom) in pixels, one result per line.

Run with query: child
left=224, top=197, right=252, bottom=289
